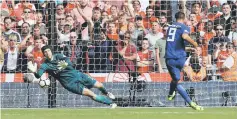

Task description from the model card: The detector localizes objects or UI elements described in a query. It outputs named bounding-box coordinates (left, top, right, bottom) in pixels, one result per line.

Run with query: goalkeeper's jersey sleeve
left=35, top=54, right=80, bottom=86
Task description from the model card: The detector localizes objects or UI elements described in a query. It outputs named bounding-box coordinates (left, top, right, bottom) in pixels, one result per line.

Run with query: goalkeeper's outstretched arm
left=34, top=65, right=47, bottom=79
left=28, top=63, right=47, bottom=79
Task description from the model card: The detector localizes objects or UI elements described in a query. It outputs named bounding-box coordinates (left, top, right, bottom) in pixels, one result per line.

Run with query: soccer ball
left=39, top=78, right=50, bottom=88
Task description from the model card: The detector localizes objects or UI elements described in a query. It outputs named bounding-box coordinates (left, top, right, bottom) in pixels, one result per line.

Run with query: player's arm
left=182, top=33, right=198, bottom=48
left=28, top=63, right=47, bottom=79
left=34, top=64, right=48, bottom=79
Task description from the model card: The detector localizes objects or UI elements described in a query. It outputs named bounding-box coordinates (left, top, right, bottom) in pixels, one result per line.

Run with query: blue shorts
left=166, top=57, right=186, bottom=81
left=66, top=72, right=97, bottom=95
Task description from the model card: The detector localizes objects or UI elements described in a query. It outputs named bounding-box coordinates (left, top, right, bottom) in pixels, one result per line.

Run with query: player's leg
left=79, top=73, right=115, bottom=99
left=82, top=87, right=113, bottom=105
left=167, top=58, right=203, bottom=110
left=176, top=82, right=203, bottom=110
left=82, top=87, right=117, bottom=108
left=93, top=81, right=115, bottom=99
left=65, top=80, right=117, bottom=108
left=166, top=58, right=179, bottom=100
left=166, top=58, right=192, bottom=103
left=93, top=81, right=107, bottom=94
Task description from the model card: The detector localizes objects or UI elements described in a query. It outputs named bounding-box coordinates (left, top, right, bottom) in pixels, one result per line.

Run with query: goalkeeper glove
left=57, top=60, right=68, bottom=70
left=27, top=61, right=37, bottom=73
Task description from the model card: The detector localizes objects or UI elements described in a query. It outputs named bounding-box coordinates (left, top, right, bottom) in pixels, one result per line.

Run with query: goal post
left=47, top=1, right=57, bottom=108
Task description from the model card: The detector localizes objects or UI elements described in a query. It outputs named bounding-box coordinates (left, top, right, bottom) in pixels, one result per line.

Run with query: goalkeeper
left=28, top=45, right=117, bottom=108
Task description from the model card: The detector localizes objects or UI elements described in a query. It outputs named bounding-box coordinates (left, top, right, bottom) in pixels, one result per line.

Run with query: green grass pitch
left=1, top=107, right=237, bottom=119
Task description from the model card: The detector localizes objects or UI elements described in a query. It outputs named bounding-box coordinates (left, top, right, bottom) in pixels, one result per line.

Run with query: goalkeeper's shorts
left=65, top=72, right=97, bottom=95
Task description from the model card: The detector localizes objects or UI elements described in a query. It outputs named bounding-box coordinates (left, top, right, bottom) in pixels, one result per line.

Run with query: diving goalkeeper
left=28, top=45, right=117, bottom=108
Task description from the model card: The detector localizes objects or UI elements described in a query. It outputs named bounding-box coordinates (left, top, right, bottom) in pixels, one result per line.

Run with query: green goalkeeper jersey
left=34, top=53, right=81, bottom=88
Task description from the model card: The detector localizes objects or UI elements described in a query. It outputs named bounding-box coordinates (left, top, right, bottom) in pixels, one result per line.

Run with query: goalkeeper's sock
left=94, top=95, right=112, bottom=105
left=98, top=87, right=108, bottom=95
left=177, top=84, right=192, bottom=104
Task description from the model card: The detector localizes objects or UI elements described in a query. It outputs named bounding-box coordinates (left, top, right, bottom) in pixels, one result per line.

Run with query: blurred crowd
left=0, top=0, right=237, bottom=82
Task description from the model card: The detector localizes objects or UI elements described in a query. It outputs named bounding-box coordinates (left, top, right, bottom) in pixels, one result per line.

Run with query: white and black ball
left=39, top=78, right=50, bottom=88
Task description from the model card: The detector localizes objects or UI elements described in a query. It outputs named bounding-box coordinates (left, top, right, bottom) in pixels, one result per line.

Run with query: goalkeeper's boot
left=110, top=103, right=117, bottom=109
left=107, top=92, right=115, bottom=100
left=167, top=91, right=176, bottom=101
left=190, top=102, right=204, bottom=111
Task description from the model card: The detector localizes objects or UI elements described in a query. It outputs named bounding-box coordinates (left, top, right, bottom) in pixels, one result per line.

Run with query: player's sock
left=94, top=95, right=112, bottom=105
left=168, top=91, right=176, bottom=101
left=169, top=80, right=177, bottom=95
left=176, top=84, right=192, bottom=104
left=98, top=87, right=108, bottom=95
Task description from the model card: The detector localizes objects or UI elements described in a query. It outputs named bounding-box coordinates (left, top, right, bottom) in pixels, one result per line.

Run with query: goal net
left=1, top=0, right=237, bottom=108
